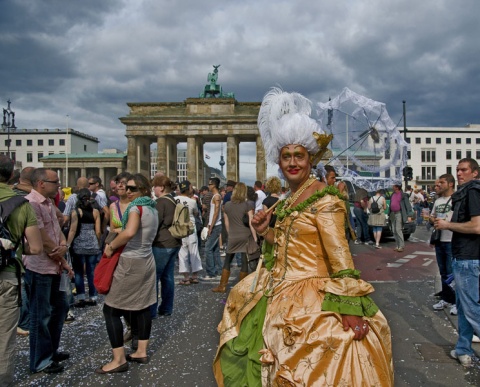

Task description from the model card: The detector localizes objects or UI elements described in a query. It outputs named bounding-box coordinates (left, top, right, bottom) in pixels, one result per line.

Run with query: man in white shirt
left=253, top=180, right=266, bottom=213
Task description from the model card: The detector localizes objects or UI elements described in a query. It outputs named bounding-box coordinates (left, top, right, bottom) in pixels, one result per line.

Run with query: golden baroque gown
left=213, top=188, right=393, bottom=387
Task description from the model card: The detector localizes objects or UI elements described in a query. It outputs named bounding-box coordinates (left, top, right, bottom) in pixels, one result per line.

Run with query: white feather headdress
left=257, top=87, right=332, bottom=165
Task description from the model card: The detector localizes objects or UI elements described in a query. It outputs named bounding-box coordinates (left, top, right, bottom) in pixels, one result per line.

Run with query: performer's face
left=279, top=145, right=311, bottom=186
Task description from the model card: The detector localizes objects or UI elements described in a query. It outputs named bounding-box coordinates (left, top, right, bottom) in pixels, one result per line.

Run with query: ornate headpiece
left=257, top=87, right=333, bottom=165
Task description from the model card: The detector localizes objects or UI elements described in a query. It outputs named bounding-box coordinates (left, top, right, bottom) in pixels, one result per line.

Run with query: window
left=38, top=139, right=43, bottom=146
left=421, top=166, right=436, bottom=180
left=446, top=138, right=451, bottom=144
left=477, top=150, right=480, bottom=159
left=49, top=151, right=54, bottom=155
left=466, top=138, right=471, bottom=144
left=10, top=152, right=15, bottom=160
left=466, top=150, right=472, bottom=158
left=406, top=137, right=411, bottom=144
left=48, top=139, right=54, bottom=146
left=27, top=139, right=32, bottom=146
left=384, top=168, right=390, bottom=178
left=84, top=145, right=87, bottom=151
left=426, top=138, right=431, bottom=144
left=415, top=138, right=421, bottom=144
left=16, top=139, right=21, bottom=146
left=4, top=140, right=8, bottom=147
left=59, top=139, right=65, bottom=146
left=407, top=151, right=411, bottom=160
left=38, top=152, right=43, bottom=161
left=436, top=138, right=441, bottom=144
left=446, top=166, right=452, bottom=174
left=421, top=149, right=436, bottom=163
left=456, top=150, right=462, bottom=159
left=456, top=138, right=461, bottom=144
left=27, top=153, right=33, bottom=162
left=446, top=150, right=451, bottom=160
left=477, top=138, right=480, bottom=144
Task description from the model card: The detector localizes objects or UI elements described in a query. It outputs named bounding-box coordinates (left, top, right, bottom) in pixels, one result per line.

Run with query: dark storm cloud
left=0, top=0, right=479, bottom=160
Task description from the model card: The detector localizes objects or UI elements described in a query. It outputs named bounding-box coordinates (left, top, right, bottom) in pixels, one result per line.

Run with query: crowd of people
left=0, top=94, right=479, bottom=384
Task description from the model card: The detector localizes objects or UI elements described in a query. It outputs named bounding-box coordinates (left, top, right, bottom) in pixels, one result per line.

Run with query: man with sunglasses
left=24, top=168, right=74, bottom=374
left=87, top=176, right=109, bottom=229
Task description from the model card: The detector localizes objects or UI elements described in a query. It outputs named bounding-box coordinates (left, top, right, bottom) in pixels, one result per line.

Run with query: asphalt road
left=12, top=226, right=480, bottom=386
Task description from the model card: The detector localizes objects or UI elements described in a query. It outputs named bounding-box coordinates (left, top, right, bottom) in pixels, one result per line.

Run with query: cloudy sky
left=1, top=0, right=479, bottom=183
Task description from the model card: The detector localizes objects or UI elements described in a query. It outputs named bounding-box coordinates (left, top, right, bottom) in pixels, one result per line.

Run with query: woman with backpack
left=66, top=188, right=101, bottom=307
left=368, top=189, right=387, bottom=249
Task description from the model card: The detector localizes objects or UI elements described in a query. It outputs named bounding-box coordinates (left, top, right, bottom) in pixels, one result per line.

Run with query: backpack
left=370, top=196, right=381, bottom=214
left=162, top=196, right=195, bottom=239
left=0, top=196, right=28, bottom=269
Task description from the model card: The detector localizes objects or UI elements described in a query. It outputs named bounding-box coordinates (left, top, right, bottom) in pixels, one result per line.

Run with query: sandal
left=179, top=279, right=191, bottom=285
left=189, top=277, right=199, bottom=284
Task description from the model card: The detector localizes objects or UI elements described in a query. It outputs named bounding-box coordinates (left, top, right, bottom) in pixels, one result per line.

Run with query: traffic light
left=403, top=166, right=413, bottom=181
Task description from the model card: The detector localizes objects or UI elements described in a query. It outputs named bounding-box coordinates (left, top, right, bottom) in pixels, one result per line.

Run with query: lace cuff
left=321, top=293, right=379, bottom=317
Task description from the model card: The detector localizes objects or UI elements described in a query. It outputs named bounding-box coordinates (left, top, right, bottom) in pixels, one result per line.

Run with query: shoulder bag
left=94, top=206, right=142, bottom=294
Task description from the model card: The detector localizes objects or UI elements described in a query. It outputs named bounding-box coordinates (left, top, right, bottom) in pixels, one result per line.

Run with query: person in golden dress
left=213, top=88, right=393, bottom=386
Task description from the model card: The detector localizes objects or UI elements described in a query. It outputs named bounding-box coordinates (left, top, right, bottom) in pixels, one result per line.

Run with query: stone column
left=156, top=136, right=167, bottom=176
left=99, top=167, right=105, bottom=185
left=186, top=136, right=197, bottom=186
left=196, top=137, right=205, bottom=188
left=226, top=136, right=239, bottom=182
left=167, top=137, right=178, bottom=181
left=81, top=167, right=86, bottom=177
left=126, top=135, right=137, bottom=173
left=256, top=135, right=266, bottom=183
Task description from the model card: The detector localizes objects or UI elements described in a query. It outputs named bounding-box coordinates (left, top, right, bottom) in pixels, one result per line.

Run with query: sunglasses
left=88, top=182, right=96, bottom=185
left=126, top=185, right=139, bottom=192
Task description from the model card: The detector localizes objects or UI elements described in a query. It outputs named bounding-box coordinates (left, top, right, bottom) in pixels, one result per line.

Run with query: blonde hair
left=231, top=182, right=247, bottom=203
left=265, top=176, right=282, bottom=194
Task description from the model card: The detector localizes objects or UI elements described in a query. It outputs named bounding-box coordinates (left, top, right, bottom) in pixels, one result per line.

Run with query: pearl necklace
left=283, top=176, right=318, bottom=210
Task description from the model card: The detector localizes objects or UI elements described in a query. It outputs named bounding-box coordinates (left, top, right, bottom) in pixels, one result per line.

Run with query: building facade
left=397, top=124, right=480, bottom=189
left=0, top=128, right=99, bottom=169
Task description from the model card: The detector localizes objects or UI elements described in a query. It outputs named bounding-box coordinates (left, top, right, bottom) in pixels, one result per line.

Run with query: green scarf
left=121, top=196, right=157, bottom=230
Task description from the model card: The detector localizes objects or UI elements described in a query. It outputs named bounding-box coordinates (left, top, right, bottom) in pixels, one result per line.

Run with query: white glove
left=201, top=227, right=209, bottom=241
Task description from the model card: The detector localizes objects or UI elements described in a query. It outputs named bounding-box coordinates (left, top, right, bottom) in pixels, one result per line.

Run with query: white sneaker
left=354, top=239, right=362, bottom=245
left=449, top=305, right=458, bottom=315
left=472, top=335, right=480, bottom=343
left=433, top=300, right=452, bottom=310
left=450, top=350, right=473, bottom=367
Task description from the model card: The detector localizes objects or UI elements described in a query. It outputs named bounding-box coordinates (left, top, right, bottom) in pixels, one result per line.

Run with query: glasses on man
left=126, top=185, right=139, bottom=192
left=88, top=182, right=96, bottom=185
left=116, top=180, right=128, bottom=186
left=43, top=180, right=60, bottom=185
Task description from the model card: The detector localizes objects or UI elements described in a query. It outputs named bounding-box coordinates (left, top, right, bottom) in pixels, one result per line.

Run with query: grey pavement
left=11, top=232, right=480, bottom=386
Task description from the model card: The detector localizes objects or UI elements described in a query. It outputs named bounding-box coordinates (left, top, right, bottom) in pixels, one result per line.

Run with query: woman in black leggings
left=96, top=174, right=159, bottom=374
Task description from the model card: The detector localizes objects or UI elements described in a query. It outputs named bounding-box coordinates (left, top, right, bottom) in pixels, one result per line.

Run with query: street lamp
left=2, top=99, right=17, bottom=159
left=65, top=115, right=69, bottom=187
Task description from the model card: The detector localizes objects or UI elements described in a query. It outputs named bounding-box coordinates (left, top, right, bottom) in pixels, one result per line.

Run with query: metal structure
left=2, top=100, right=17, bottom=159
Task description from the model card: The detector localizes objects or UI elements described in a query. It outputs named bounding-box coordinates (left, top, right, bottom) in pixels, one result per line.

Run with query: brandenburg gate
left=119, top=66, right=265, bottom=187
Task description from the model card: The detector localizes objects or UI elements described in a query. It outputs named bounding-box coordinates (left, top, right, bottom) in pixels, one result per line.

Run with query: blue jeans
left=151, top=246, right=180, bottom=317
left=353, top=207, right=370, bottom=242
left=452, top=258, right=480, bottom=357
left=415, top=203, right=423, bottom=225
left=204, top=224, right=222, bottom=276
left=72, top=254, right=98, bottom=300
left=18, top=277, right=30, bottom=330
left=435, top=242, right=455, bottom=304
left=24, top=269, right=69, bottom=372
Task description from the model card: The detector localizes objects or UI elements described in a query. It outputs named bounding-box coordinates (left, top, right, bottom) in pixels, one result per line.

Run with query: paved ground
left=11, top=226, right=480, bottom=386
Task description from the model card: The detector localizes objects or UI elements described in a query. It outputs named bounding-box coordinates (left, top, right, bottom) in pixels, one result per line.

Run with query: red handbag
left=94, top=206, right=142, bottom=294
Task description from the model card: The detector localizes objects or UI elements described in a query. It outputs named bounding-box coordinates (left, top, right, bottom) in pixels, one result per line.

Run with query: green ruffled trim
left=322, top=293, right=379, bottom=317
left=261, top=241, right=275, bottom=271
left=275, top=185, right=346, bottom=222
left=330, top=268, right=361, bottom=279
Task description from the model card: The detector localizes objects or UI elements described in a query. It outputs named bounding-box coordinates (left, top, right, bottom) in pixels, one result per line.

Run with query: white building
left=0, top=128, right=99, bottom=169
left=400, top=124, right=480, bottom=189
